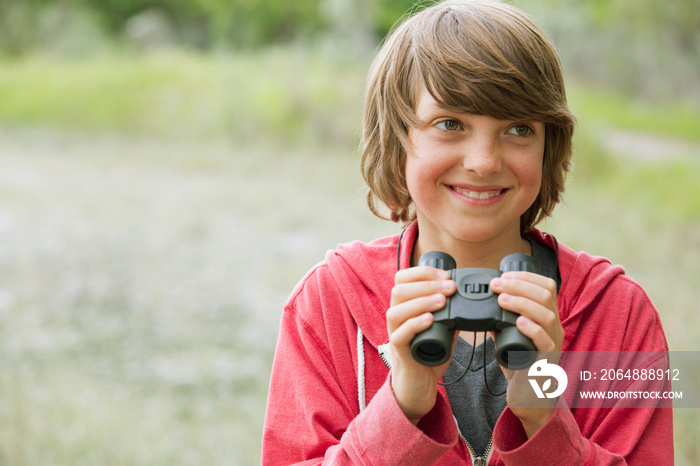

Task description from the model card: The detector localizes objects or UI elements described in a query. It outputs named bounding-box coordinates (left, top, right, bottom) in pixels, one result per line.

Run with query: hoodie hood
left=326, top=223, right=628, bottom=350
left=324, top=223, right=417, bottom=349
left=525, top=229, right=627, bottom=346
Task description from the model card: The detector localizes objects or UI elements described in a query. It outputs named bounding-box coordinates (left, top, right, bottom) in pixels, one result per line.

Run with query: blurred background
left=0, top=0, right=698, bottom=464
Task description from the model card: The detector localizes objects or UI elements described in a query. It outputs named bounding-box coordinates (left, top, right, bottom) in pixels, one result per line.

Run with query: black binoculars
left=410, top=251, right=538, bottom=370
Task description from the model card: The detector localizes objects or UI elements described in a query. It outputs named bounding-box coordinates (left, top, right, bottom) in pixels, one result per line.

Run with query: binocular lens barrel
left=494, top=326, right=537, bottom=369
left=410, top=321, right=453, bottom=366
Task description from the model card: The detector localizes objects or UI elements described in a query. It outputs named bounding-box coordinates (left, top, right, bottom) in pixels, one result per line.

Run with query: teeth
left=453, top=187, right=502, bottom=199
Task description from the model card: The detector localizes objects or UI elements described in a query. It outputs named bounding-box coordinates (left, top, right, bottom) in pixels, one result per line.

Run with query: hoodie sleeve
left=261, top=265, right=458, bottom=465
left=494, top=398, right=671, bottom=465
left=493, top=267, right=674, bottom=465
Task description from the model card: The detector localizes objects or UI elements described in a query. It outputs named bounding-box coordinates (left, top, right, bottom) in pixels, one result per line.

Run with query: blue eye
left=507, top=125, right=533, bottom=137
left=436, top=119, right=462, bottom=131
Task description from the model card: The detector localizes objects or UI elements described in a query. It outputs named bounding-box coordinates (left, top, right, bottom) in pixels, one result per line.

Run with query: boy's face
left=406, top=87, right=544, bottom=251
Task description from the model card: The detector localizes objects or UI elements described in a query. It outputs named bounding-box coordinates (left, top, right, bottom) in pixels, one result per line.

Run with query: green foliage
left=578, top=0, right=700, bottom=72
left=372, top=0, right=427, bottom=36
left=0, top=50, right=366, bottom=144
left=2, top=0, right=699, bottom=113
left=0, top=0, right=329, bottom=52
left=579, top=0, right=700, bottom=45
left=75, top=0, right=327, bottom=48
left=568, top=84, right=700, bottom=142
left=519, top=0, right=700, bottom=104
left=0, top=54, right=192, bottom=133
left=0, top=0, right=69, bottom=55
left=572, top=136, right=700, bottom=225
left=567, top=81, right=700, bottom=225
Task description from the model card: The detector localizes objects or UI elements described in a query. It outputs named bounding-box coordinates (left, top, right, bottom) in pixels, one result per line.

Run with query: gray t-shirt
left=443, top=238, right=559, bottom=455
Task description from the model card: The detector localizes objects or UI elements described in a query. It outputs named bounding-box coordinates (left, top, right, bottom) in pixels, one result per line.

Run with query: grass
left=0, top=49, right=365, bottom=144
left=568, top=82, right=700, bottom=142
left=0, top=49, right=698, bottom=464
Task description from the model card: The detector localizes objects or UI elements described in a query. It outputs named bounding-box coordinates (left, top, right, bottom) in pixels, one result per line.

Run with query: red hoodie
left=262, top=222, right=672, bottom=465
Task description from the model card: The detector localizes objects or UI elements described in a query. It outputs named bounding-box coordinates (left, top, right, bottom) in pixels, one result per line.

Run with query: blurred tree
left=372, top=0, right=424, bottom=37
left=605, top=0, right=698, bottom=60
left=580, top=0, right=700, bottom=101
left=2, top=0, right=696, bottom=105
left=74, top=0, right=327, bottom=49
left=521, top=0, right=700, bottom=103
left=320, top=0, right=375, bottom=58
left=0, top=0, right=426, bottom=53
left=0, top=0, right=52, bottom=55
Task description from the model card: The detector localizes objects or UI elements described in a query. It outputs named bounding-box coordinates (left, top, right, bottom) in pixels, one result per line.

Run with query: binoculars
left=410, top=251, right=538, bottom=370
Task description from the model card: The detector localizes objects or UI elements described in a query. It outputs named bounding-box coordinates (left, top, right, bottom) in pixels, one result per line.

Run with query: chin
left=453, top=216, right=521, bottom=238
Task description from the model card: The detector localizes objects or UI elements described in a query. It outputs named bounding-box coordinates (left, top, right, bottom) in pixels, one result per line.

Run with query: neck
left=411, top=222, right=531, bottom=270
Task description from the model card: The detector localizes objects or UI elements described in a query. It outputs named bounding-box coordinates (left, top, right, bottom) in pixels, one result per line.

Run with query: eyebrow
left=417, top=100, right=463, bottom=118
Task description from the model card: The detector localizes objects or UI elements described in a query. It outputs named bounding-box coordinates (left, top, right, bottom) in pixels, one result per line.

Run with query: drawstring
left=357, top=227, right=406, bottom=413
left=357, top=327, right=366, bottom=412
left=438, top=331, right=477, bottom=386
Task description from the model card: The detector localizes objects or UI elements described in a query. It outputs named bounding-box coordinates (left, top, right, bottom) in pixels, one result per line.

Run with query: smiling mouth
left=450, top=186, right=505, bottom=200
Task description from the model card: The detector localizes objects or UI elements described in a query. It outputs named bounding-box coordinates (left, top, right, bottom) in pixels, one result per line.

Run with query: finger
left=391, top=279, right=455, bottom=306
left=491, top=272, right=557, bottom=297
left=491, top=272, right=557, bottom=304
left=496, top=292, right=559, bottom=337
left=389, top=312, right=434, bottom=350
left=386, top=293, right=446, bottom=334
left=395, top=266, right=450, bottom=285
left=515, top=315, right=558, bottom=352
left=489, top=274, right=562, bottom=353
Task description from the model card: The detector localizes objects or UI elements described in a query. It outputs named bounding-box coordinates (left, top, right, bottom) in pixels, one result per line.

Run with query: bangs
left=409, top=2, right=567, bottom=123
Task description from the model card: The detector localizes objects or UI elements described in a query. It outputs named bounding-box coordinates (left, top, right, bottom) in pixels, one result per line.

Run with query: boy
left=262, top=1, right=672, bottom=464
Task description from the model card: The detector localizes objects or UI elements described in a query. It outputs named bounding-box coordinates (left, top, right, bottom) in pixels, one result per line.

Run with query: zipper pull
left=473, top=457, right=486, bottom=466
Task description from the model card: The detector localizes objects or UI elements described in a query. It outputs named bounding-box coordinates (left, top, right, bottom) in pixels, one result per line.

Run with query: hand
left=489, top=271, right=563, bottom=437
left=386, top=266, right=457, bottom=425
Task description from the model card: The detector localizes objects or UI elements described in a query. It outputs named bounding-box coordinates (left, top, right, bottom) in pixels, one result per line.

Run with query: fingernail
left=442, top=280, right=453, bottom=291
left=491, top=278, right=502, bottom=287
left=502, top=272, right=515, bottom=279
left=422, top=313, right=432, bottom=323
left=500, top=293, right=512, bottom=302
left=433, top=294, right=444, bottom=304
left=517, top=316, right=531, bottom=327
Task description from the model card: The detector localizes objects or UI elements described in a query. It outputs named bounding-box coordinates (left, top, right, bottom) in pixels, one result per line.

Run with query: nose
left=461, top=135, right=503, bottom=177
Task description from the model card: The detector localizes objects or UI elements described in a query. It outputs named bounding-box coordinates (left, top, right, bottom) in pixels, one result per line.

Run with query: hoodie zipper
left=378, top=343, right=393, bottom=368
left=457, top=423, right=493, bottom=466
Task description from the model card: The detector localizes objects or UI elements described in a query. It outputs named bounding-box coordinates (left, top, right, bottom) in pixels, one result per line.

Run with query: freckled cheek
left=405, top=154, right=446, bottom=204
left=526, top=165, right=543, bottom=190
left=404, top=158, right=426, bottom=202
left=514, top=156, right=544, bottom=201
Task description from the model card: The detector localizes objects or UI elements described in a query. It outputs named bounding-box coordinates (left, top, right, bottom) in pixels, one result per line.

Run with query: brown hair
left=361, top=0, right=575, bottom=231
